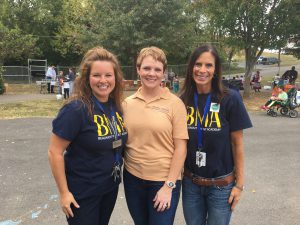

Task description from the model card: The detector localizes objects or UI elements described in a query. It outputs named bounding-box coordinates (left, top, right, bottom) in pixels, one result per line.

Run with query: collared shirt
left=123, top=87, right=188, bottom=181
left=46, top=67, right=56, bottom=80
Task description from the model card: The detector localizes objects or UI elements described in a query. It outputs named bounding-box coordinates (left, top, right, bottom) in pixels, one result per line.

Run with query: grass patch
left=0, top=83, right=285, bottom=119
left=0, top=99, right=63, bottom=119
left=234, top=52, right=300, bottom=66
left=223, top=66, right=245, bottom=75
left=243, top=92, right=270, bottom=112
left=5, top=84, right=40, bottom=94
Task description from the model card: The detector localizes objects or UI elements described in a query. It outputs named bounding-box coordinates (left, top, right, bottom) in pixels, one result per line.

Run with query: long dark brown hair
left=69, top=47, right=124, bottom=116
left=180, top=44, right=228, bottom=105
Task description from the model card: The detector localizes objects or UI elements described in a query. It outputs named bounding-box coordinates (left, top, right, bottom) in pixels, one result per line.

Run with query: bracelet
left=234, top=184, right=245, bottom=191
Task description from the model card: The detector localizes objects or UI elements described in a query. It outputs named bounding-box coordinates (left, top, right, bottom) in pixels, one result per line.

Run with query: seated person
left=251, top=71, right=262, bottom=92
left=261, top=85, right=288, bottom=109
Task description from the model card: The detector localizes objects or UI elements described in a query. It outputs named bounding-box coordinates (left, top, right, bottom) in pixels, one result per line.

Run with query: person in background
left=180, top=44, right=252, bottom=225
left=261, top=84, right=288, bottom=109
left=68, top=68, right=76, bottom=95
left=251, top=71, right=261, bottom=92
left=46, top=65, right=57, bottom=93
left=123, top=46, right=188, bottom=225
left=58, top=71, right=64, bottom=95
left=173, top=74, right=179, bottom=93
left=168, top=71, right=175, bottom=89
left=63, top=74, right=70, bottom=99
left=240, top=75, right=245, bottom=83
left=282, top=66, right=298, bottom=84
left=48, top=47, right=127, bottom=225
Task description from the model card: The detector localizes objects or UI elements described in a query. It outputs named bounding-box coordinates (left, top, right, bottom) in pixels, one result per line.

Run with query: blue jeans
left=123, top=169, right=181, bottom=225
left=182, top=176, right=234, bottom=225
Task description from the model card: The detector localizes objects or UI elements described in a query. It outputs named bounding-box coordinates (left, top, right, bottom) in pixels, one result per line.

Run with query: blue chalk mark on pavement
left=49, top=194, right=58, bottom=200
left=1, top=195, right=57, bottom=224
left=0, top=220, right=22, bottom=225
left=31, top=210, right=42, bottom=219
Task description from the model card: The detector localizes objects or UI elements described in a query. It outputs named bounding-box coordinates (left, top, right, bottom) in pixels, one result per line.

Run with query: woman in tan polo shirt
left=122, top=46, right=188, bottom=225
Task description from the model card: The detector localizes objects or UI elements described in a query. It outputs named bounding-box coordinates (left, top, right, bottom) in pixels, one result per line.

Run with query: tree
left=1, top=0, right=68, bottom=65
left=285, top=1, right=300, bottom=59
left=0, top=67, right=5, bottom=94
left=91, top=0, right=195, bottom=74
left=49, top=0, right=97, bottom=65
left=196, top=0, right=298, bottom=98
left=0, top=22, right=38, bottom=66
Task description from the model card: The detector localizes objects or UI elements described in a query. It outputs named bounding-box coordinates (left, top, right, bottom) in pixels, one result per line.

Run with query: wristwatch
left=165, top=181, right=176, bottom=189
left=234, top=184, right=245, bottom=191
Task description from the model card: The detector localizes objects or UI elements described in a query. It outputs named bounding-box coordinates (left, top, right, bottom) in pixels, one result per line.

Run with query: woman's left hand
left=228, top=186, right=242, bottom=211
left=153, top=185, right=172, bottom=212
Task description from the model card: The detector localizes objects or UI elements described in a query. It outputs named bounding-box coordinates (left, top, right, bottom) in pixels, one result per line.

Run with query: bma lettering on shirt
left=187, top=106, right=221, bottom=129
left=93, top=112, right=125, bottom=137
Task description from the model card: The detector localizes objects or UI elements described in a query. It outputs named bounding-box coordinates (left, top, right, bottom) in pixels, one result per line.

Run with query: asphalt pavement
left=0, top=113, right=300, bottom=225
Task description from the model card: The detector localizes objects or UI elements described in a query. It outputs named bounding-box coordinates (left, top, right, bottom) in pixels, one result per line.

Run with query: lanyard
left=193, top=93, right=211, bottom=150
left=92, top=96, right=121, bottom=164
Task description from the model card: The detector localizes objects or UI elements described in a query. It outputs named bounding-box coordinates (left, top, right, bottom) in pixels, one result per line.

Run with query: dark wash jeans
left=67, top=186, right=118, bottom=225
left=123, top=169, right=181, bottom=225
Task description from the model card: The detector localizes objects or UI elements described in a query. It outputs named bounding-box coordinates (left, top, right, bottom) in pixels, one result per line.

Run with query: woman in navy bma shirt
left=48, top=47, right=127, bottom=225
left=181, top=44, right=252, bottom=225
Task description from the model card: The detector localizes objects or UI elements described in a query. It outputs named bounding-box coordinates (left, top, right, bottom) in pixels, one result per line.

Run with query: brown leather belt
left=184, top=169, right=235, bottom=187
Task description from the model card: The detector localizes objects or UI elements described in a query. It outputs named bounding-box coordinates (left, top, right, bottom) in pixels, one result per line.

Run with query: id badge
left=210, top=102, right=220, bottom=113
left=196, top=150, right=206, bottom=167
left=112, top=139, right=122, bottom=149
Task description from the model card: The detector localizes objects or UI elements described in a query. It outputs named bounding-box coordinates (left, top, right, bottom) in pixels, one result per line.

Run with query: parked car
left=257, top=56, right=264, bottom=64
left=222, top=78, right=244, bottom=91
left=261, top=57, right=279, bottom=65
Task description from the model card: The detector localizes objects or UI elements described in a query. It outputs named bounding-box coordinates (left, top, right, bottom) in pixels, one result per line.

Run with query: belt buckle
left=191, top=174, right=200, bottom=185
left=191, top=174, right=197, bottom=183
left=202, top=178, right=211, bottom=186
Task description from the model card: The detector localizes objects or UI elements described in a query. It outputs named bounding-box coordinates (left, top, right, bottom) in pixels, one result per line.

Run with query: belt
left=184, top=169, right=235, bottom=187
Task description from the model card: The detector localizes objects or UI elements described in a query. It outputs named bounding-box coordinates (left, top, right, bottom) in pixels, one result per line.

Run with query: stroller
left=267, top=88, right=300, bottom=118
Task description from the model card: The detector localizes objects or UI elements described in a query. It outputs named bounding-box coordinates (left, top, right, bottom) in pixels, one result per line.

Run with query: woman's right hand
left=60, top=191, right=80, bottom=218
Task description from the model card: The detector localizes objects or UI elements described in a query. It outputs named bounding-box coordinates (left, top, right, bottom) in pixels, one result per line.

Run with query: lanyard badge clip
left=196, top=150, right=206, bottom=167
left=112, top=162, right=122, bottom=182
left=194, top=93, right=211, bottom=168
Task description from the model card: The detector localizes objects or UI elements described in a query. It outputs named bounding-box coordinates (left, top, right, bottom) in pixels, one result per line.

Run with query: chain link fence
left=2, top=66, right=30, bottom=84
left=1, top=62, right=242, bottom=84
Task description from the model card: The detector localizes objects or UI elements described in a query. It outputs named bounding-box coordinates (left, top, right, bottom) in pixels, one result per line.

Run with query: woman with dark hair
left=48, top=47, right=127, bottom=225
left=181, top=44, right=252, bottom=225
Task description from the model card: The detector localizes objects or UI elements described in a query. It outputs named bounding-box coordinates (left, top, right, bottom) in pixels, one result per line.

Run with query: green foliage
left=91, top=0, right=196, bottom=65
left=0, top=22, right=39, bottom=65
left=1, top=0, right=297, bottom=85
left=195, top=0, right=299, bottom=97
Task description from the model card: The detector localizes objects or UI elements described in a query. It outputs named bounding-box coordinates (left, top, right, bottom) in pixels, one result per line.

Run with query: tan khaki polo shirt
left=123, top=87, right=188, bottom=181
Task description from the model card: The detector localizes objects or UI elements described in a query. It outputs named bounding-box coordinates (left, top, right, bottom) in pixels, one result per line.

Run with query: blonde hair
left=136, top=46, right=167, bottom=71
left=71, top=47, right=124, bottom=115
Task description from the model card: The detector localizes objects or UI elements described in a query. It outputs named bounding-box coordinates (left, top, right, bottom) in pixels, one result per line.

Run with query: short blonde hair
left=136, top=46, right=167, bottom=71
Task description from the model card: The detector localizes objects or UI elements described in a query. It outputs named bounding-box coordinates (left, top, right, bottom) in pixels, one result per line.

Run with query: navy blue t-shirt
left=185, top=90, right=252, bottom=178
left=52, top=99, right=128, bottom=200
